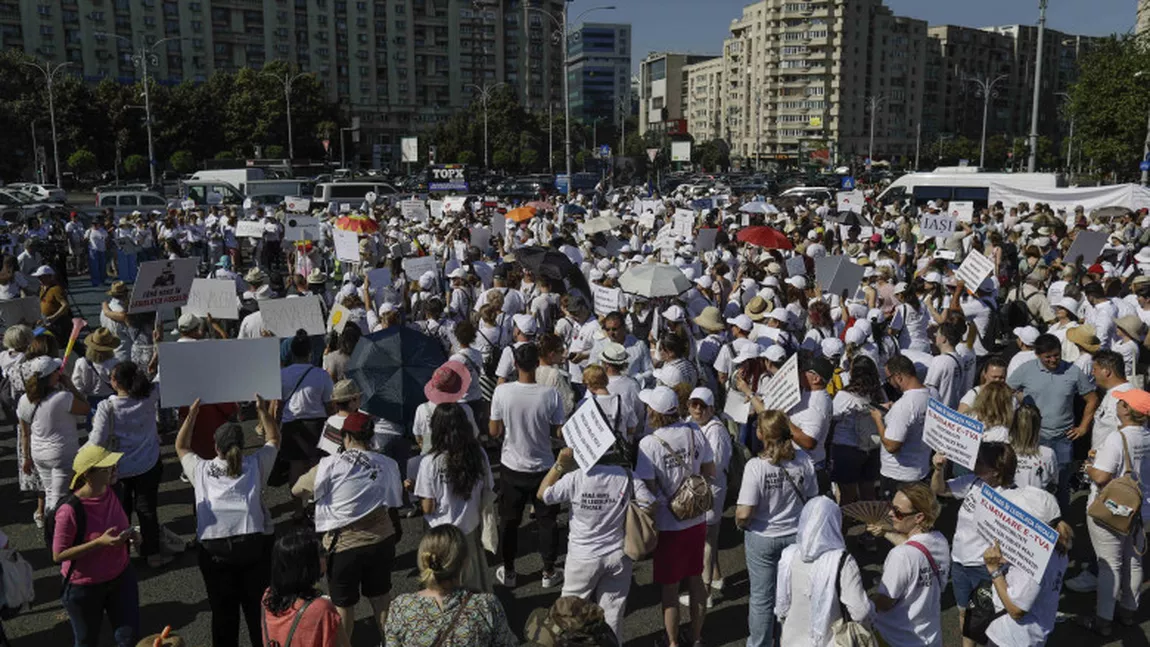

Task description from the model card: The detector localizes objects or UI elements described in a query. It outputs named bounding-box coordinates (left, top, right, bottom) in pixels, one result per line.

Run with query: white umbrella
left=618, top=263, right=692, bottom=298
left=584, top=215, right=623, bottom=235
left=739, top=201, right=779, bottom=214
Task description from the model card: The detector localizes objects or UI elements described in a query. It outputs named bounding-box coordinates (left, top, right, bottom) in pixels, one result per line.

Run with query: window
left=191, top=20, right=202, bottom=31
left=36, top=4, right=50, bottom=16
left=188, top=2, right=200, bottom=9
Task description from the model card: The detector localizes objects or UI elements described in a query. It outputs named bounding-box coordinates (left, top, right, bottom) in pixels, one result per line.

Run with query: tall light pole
left=1027, top=0, right=1048, bottom=173
left=963, top=73, right=1008, bottom=168
left=867, top=95, right=885, bottom=165
left=22, top=60, right=71, bottom=186
left=466, top=82, right=506, bottom=169
left=262, top=69, right=312, bottom=160
left=528, top=3, right=616, bottom=195
left=1055, top=91, right=1073, bottom=173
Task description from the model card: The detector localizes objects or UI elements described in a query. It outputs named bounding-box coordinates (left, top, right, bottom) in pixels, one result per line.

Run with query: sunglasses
left=889, top=507, right=917, bottom=520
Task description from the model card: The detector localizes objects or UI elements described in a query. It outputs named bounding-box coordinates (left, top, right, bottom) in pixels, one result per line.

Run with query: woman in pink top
left=52, top=444, right=140, bottom=647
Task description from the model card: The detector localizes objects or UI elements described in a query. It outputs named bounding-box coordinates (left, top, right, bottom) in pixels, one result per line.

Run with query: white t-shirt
left=985, top=550, right=1068, bottom=647
left=736, top=452, right=817, bottom=538
left=542, top=464, right=644, bottom=560
left=947, top=475, right=997, bottom=566
left=412, top=401, right=481, bottom=455
left=279, top=364, right=334, bottom=423
left=1093, top=383, right=1135, bottom=451
left=1015, top=447, right=1058, bottom=490
left=490, top=381, right=565, bottom=473
left=16, top=390, right=79, bottom=460
left=874, top=531, right=951, bottom=647
left=494, top=340, right=528, bottom=380
left=413, top=450, right=493, bottom=534
left=698, top=417, right=732, bottom=525
left=237, top=311, right=264, bottom=339
left=635, top=423, right=715, bottom=531
left=879, top=388, right=932, bottom=482
left=924, top=353, right=963, bottom=410
left=581, top=392, right=639, bottom=436
left=1090, top=425, right=1150, bottom=520
left=180, top=444, right=277, bottom=540
left=72, top=356, right=117, bottom=398
left=831, top=391, right=878, bottom=450
left=789, top=389, right=832, bottom=466
left=312, top=449, right=404, bottom=533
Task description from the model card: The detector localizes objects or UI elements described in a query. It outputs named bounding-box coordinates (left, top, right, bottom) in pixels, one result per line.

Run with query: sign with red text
left=128, top=259, right=199, bottom=313
left=972, top=483, right=1059, bottom=584
left=923, top=398, right=983, bottom=471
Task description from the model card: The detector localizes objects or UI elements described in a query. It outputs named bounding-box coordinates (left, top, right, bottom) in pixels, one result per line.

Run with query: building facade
left=566, top=21, right=631, bottom=130
left=637, top=51, right=718, bottom=138
left=684, top=56, right=724, bottom=142
left=1139, top=0, right=1150, bottom=36
left=0, top=0, right=568, bottom=167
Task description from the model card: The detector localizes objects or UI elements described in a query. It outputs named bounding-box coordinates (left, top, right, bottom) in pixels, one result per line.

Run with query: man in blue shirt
left=1007, top=333, right=1098, bottom=510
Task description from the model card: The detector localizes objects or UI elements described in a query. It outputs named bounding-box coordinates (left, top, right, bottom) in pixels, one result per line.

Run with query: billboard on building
left=671, top=141, right=692, bottom=163
left=401, top=137, right=419, bottom=163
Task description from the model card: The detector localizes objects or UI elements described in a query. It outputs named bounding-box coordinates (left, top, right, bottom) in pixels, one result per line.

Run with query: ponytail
left=224, top=444, right=243, bottom=478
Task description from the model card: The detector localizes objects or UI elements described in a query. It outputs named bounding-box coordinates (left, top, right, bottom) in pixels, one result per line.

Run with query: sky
left=566, top=0, right=1138, bottom=71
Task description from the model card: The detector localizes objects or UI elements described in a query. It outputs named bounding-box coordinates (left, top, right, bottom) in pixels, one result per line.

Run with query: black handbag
left=961, top=580, right=1007, bottom=644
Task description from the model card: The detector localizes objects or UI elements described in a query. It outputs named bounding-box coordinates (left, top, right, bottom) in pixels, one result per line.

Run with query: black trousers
left=198, top=534, right=271, bottom=647
left=114, top=459, right=162, bottom=557
left=499, top=467, right=560, bottom=572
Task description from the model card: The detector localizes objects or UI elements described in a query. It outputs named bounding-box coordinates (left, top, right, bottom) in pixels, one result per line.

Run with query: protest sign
left=491, top=211, right=506, bottom=237
left=259, top=295, right=326, bottom=337
left=333, top=229, right=360, bottom=263
left=283, top=215, right=320, bottom=241
left=949, top=201, right=974, bottom=223
left=429, top=200, right=445, bottom=220
left=920, top=213, right=957, bottom=240
left=128, top=258, right=199, bottom=313
left=672, top=210, right=695, bottom=237
left=954, top=249, right=994, bottom=290
left=157, top=338, right=281, bottom=408
left=760, top=352, right=801, bottom=413
left=402, top=255, right=438, bottom=281
left=934, top=249, right=958, bottom=261
left=836, top=190, right=864, bottom=214
left=591, top=284, right=621, bottom=317
left=443, top=196, right=467, bottom=214
left=180, top=199, right=195, bottom=211
left=723, top=390, right=751, bottom=424
left=327, top=304, right=352, bottom=334
left=470, top=227, right=492, bottom=251
left=1063, top=230, right=1107, bottom=266
left=785, top=255, right=807, bottom=277
left=400, top=200, right=429, bottom=221
left=638, top=213, right=657, bottom=229
left=654, top=228, right=678, bottom=262
left=972, top=483, right=1059, bottom=584
left=923, top=399, right=983, bottom=471
left=696, top=228, right=719, bottom=252
left=815, top=256, right=864, bottom=298
left=367, top=267, right=392, bottom=290
left=236, top=220, right=265, bottom=238
left=0, top=297, right=41, bottom=327
left=185, top=279, right=239, bottom=320
left=562, top=399, right=619, bottom=471
left=339, top=203, right=351, bottom=213
left=285, top=197, right=311, bottom=213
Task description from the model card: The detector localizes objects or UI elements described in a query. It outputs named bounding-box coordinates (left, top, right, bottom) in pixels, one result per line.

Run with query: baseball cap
left=768, top=308, right=789, bottom=323
left=512, top=313, right=538, bottom=336
left=688, top=387, right=715, bottom=407
left=662, top=305, right=685, bottom=322
left=638, top=385, right=679, bottom=415
left=1116, top=389, right=1150, bottom=416
left=31, top=265, right=55, bottom=278
left=725, top=314, right=753, bottom=332
left=802, top=354, right=835, bottom=383
left=26, top=356, right=61, bottom=378
left=762, top=345, right=787, bottom=363
left=71, top=444, right=123, bottom=489
left=821, top=337, right=845, bottom=359
left=1013, top=326, right=1040, bottom=346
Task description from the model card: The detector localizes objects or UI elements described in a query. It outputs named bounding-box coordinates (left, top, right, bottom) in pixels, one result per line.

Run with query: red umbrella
left=736, top=226, right=794, bottom=250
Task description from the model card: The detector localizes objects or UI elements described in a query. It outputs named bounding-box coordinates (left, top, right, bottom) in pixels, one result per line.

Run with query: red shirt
left=261, top=593, right=342, bottom=647
left=179, top=402, right=239, bottom=459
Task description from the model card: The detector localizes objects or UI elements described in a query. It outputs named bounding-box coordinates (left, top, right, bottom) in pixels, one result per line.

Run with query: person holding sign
left=870, top=355, right=932, bottom=499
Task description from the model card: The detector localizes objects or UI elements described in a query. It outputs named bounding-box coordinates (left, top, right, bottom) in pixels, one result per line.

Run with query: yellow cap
left=71, top=444, right=123, bottom=490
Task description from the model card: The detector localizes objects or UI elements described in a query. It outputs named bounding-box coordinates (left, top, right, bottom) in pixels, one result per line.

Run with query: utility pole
left=963, top=73, right=1009, bottom=168
left=1027, top=0, right=1048, bottom=173
left=466, top=82, right=506, bottom=169
left=867, top=95, right=885, bottom=164
left=914, top=121, right=921, bottom=171
left=548, top=102, right=554, bottom=174
left=263, top=69, right=312, bottom=160
left=21, top=60, right=71, bottom=187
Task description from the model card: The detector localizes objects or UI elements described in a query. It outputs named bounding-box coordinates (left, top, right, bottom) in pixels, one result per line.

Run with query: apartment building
left=566, top=22, right=631, bottom=129
left=1139, top=0, right=1150, bottom=36
left=637, top=51, right=718, bottom=137
left=684, top=56, right=724, bottom=142
left=0, top=0, right=568, bottom=166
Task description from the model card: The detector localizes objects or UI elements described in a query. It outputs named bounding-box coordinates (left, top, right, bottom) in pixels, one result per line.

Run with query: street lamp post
left=1028, top=0, right=1048, bottom=173
left=1055, top=91, right=1073, bottom=173
left=263, top=69, right=312, bottom=160
left=21, top=60, right=71, bottom=187
left=867, top=95, right=885, bottom=165
left=466, top=82, right=506, bottom=169
left=963, top=73, right=1009, bottom=168
left=528, top=3, right=615, bottom=195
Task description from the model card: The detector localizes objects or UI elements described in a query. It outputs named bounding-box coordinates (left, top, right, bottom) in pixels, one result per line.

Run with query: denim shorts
left=951, top=562, right=991, bottom=608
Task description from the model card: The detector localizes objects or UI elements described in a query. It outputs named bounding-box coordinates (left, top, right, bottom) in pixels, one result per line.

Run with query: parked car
left=8, top=183, right=66, bottom=202
left=94, top=190, right=169, bottom=219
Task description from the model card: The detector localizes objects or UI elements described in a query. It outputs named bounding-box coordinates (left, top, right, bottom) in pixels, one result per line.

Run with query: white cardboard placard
left=185, top=279, right=239, bottom=320
left=923, top=399, right=983, bottom=471
left=561, top=398, right=618, bottom=471
left=333, top=229, right=360, bottom=263
left=327, top=304, right=352, bottom=334
left=920, top=213, right=957, bottom=240
left=672, top=210, right=695, bottom=237
left=836, top=190, right=864, bottom=214
left=470, top=227, right=492, bottom=251
left=761, top=352, right=801, bottom=413
left=785, top=255, right=807, bottom=277
left=128, top=258, right=200, bottom=313
left=285, top=197, right=310, bottom=213
left=954, top=249, right=994, bottom=291
left=259, top=295, right=326, bottom=337
left=0, top=296, right=41, bottom=327
left=971, top=482, right=1059, bottom=584
left=180, top=199, right=195, bottom=211
left=591, top=284, right=621, bottom=317
left=400, top=200, right=429, bottom=221
left=284, top=215, right=321, bottom=241
left=157, top=338, right=281, bottom=407
left=1063, top=230, right=1107, bottom=266
left=949, top=201, right=974, bottom=223
left=402, top=256, right=438, bottom=282
left=236, top=220, right=265, bottom=238
left=429, top=200, right=445, bottom=220
left=443, top=196, right=467, bottom=214
left=638, top=213, right=656, bottom=229
left=723, top=390, right=751, bottom=424
left=696, top=228, right=719, bottom=252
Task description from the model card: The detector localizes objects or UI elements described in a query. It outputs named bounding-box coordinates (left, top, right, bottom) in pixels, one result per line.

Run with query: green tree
left=67, top=149, right=98, bottom=175
left=492, top=148, right=514, bottom=170
left=215, top=151, right=236, bottom=160
left=1068, top=34, right=1150, bottom=178
left=457, top=150, right=477, bottom=166
left=266, top=145, right=285, bottom=159
left=170, top=150, right=196, bottom=174
left=123, top=154, right=148, bottom=178
left=520, top=148, right=540, bottom=170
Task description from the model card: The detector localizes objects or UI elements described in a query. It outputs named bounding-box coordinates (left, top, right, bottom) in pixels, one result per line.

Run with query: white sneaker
left=678, top=591, right=713, bottom=608
left=541, top=568, right=564, bottom=589
left=33, top=511, right=44, bottom=529
left=495, top=566, right=517, bottom=588
left=1065, top=570, right=1098, bottom=593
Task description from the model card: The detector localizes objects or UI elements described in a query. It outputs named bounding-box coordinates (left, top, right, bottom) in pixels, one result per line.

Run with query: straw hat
left=693, top=306, right=726, bottom=333
left=331, top=379, right=362, bottom=403
left=106, top=281, right=129, bottom=299
left=244, top=267, right=268, bottom=284
left=1067, top=324, right=1101, bottom=354
left=307, top=269, right=328, bottom=285
left=85, top=327, right=121, bottom=352
left=745, top=296, right=770, bottom=322
left=1116, top=315, right=1144, bottom=342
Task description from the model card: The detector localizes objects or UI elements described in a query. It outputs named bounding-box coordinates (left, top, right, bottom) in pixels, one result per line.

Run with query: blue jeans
left=1040, top=434, right=1072, bottom=512
left=60, top=567, right=139, bottom=647
left=88, top=250, right=106, bottom=286
left=745, top=531, right=796, bottom=647
left=115, top=251, right=137, bottom=283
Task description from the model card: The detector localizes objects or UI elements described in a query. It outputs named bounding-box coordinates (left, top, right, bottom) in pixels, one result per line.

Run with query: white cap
left=923, top=271, right=942, bottom=284
left=26, top=356, right=61, bottom=378
left=31, top=265, right=55, bottom=277
left=726, top=314, right=753, bottom=332
left=590, top=268, right=605, bottom=281
left=867, top=308, right=885, bottom=324
left=1013, top=326, right=1040, bottom=346
left=418, top=271, right=436, bottom=290
left=378, top=301, right=397, bottom=314
left=807, top=229, right=820, bottom=241
left=662, top=305, right=685, bottom=322
left=844, top=326, right=868, bottom=346
left=682, top=267, right=697, bottom=281
left=605, top=268, right=619, bottom=279
left=597, top=258, right=613, bottom=271
left=695, top=275, right=713, bottom=290
left=688, top=387, right=715, bottom=407
left=512, top=313, right=538, bottom=336
left=784, top=276, right=807, bottom=290
left=639, top=385, right=679, bottom=415
left=448, top=267, right=467, bottom=279
left=733, top=345, right=761, bottom=365
left=821, top=337, right=845, bottom=359
left=768, top=307, right=789, bottom=323
left=1055, top=297, right=1080, bottom=315
left=893, top=282, right=908, bottom=295
left=762, top=345, right=787, bottom=363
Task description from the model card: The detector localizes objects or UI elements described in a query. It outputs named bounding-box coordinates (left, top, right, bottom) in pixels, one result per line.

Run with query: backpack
left=0, top=546, right=34, bottom=617
left=979, top=300, right=1003, bottom=353
left=41, top=494, right=86, bottom=595
left=653, top=427, right=715, bottom=522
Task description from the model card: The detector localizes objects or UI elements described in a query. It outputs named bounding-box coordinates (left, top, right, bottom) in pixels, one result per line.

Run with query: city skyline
left=567, top=0, right=1137, bottom=70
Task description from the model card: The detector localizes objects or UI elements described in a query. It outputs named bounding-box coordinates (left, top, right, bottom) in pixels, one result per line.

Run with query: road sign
left=599, top=145, right=611, bottom=159
left=647, top=148, right=659, bottom=163
left=840, top=176, right=856, bottom=190
left=1140, top=161, right=1150, bottom=173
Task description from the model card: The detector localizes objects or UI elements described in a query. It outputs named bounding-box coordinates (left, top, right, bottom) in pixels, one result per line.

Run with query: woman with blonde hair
left=736, top=410, right=818, bottom=647
left=1009, top=403, right=1057, bottom=490
left=384, top=525, right=517, bottom=647
left=968, top=381, right=1015, bottom=441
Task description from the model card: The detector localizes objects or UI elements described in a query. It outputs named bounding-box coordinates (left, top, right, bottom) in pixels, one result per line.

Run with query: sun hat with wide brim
left=693, top=306, right=726, bottom=333
left=1067, top=324, right=1101, bottom=354
left=1116, top=315, right=1145, bottom=342
left=85, top=327, right=121, bottom=352
left=331, top=378, right=362, bottom=403
left=106, top=281, right=129, bottom=298
left=424, top=360, right=472, bottom=405
left=71, top=444, right=123, bottom=489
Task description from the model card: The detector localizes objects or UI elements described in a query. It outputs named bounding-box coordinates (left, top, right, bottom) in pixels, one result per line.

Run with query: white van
left=875, top=167, right=1065, bottom=206
left=189, top=169, right=267, bottom=195
left=312, top=182, right=398, bottom=208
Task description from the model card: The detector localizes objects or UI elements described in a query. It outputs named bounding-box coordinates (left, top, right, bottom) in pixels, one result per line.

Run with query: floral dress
left=383, top=590, right=517, bottom=647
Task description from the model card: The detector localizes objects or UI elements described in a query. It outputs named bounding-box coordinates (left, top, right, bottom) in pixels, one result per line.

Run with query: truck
left=189, top=168, right=267, bottom=195
left=875, top=167, right=1065, bottom=207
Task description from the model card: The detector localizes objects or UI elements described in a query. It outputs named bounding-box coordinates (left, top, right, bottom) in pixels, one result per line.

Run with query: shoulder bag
left=830, top=551, right=878, bottom=647
left=622, top=465, right=658, bottom=561
left=260, top=597, right=314, bottom=647
left=1087, top=431, right=1144, bottom=536
left=430, top=592, right=473, bottom=647
left=961, top=579, right=1007, bottom=644
left=653, top=426, right=714, bottom=522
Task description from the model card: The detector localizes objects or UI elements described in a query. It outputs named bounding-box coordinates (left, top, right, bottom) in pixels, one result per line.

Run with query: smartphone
left=867, top=401, right=887, bottom=412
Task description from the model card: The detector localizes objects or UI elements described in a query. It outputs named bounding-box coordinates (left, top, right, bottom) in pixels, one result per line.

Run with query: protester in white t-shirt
left=736, top=410, right=817, bottom=647
left=273, top=331, right=334, bottom=502
left=488, top=342, right=565, bottom=589
left=868, top=483, right=950, bottom=647
left=176, top=396, right=279, bottom=647
left=957, top=355, right=1009, bottom=414
left=414, top=403, right=494, bottom=593
left=686, top=387, right=731, bottom=607
left=871, top=354, right=932, bottom=496
left=16, top=356, right=90, bottom=512
left=1009, top=403, right=1057, bottom=490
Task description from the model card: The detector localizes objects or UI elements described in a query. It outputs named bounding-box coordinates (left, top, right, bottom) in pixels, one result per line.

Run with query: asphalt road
left=2, top=274, right=1148, bottom=646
